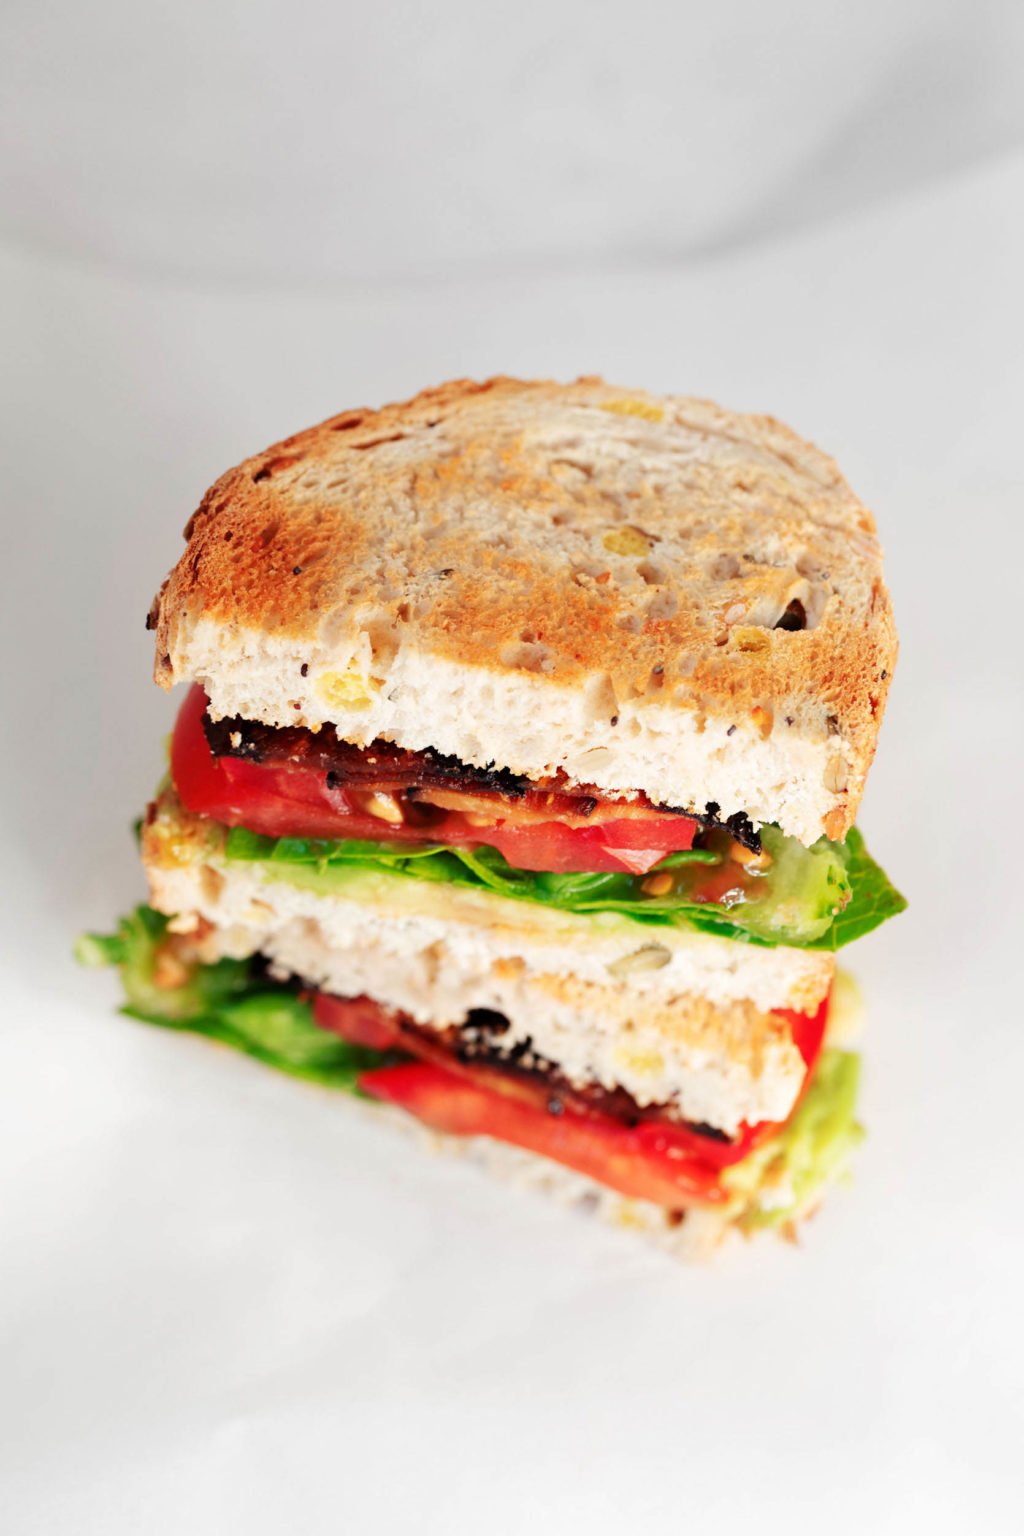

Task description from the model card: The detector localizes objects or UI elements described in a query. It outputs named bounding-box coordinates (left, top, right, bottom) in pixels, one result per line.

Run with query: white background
left=2, top=4, right=1022, bottom=1531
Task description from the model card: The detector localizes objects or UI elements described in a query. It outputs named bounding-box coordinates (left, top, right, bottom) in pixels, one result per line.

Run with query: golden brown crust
left=153, top=377, right=897, bottom=837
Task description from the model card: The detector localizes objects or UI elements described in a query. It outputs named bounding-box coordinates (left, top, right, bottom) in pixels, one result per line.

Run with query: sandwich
left=79, top=377, right=905, bottom=1256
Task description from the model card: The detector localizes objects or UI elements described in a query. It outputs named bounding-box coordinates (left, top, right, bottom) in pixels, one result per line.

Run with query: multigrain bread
left=151, top=377, right=896, bottom=845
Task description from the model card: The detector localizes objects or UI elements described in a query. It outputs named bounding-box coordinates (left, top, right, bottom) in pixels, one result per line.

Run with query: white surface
left=4, top=1, right=1024, bottom=284
left=2, top=9, right=1023, bottom=1532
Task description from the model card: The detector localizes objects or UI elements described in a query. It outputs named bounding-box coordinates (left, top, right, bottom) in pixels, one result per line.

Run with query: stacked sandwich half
left=81, top=378, right=905, bottom=1255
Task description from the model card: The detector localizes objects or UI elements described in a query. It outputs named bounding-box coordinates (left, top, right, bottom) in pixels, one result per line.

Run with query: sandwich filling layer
left=147, top=786, right=835, bottom=1015
left=78, top=905, right=864, bottom=1233
left=109, top=680, right=893, bottom=1230
left=145, top=783, right=837, bottom=1129
left=172, top=686, right=905, bottom=952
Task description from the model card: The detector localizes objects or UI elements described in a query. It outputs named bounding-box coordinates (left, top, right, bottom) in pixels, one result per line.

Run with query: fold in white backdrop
left=4, top=1, right=1024, bottom=283
left=1, top=5, right=1022, bottom=1534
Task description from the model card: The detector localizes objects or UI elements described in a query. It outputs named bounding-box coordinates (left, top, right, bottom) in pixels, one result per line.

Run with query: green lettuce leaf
left=223, top=820, right=903, bottom=951
left=721, top=1048, right=864, bottom=1229
left=76, top=906, right=388, bottom=1091
left=806, top=826, right=908, bottom=950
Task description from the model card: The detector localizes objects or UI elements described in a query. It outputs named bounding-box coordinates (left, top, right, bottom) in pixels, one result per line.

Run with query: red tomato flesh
left=359, top=1060, right=730, bottom=1208
left=313, top=991, right=830, bottom=1207
left=171, top=684, right=698, bottom=875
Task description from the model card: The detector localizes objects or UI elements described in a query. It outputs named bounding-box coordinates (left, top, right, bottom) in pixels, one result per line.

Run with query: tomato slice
left=313, top=994, right=402, bottom=1053
left=780, top=997, right=830, bottom=1077
left=314, top=990, right=830, bottom=1193
left=482, top=819, right=692, bottom=876
left=171, top=684, right=697, bottom=874
left=359, top=1061, right=728, bottom=1208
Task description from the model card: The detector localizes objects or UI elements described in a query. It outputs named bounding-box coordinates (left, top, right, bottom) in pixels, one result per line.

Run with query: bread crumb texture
left=153, top=377, right=897, bottom=843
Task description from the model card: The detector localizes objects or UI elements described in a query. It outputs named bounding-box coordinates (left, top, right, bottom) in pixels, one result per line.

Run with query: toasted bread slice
left=151, top=377, right=896, bottom=844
